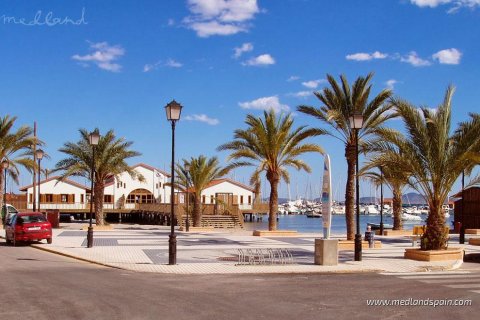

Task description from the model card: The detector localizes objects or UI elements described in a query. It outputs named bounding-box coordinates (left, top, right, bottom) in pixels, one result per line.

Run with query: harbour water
left=244, top=213, right=455, bottom=235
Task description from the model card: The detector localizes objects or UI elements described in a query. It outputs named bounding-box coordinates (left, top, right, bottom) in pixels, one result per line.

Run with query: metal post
left=169, top=121, right=177, bottom=265
left=459, top=170, right=465, bottom=244
left=380, top=167, right=384, bottom=236
left=87, top=146, right=95, bottom=248
left=37, top=158, right=41, bottom=212
left=33, top=122, right=37, bottom=212
left=3, top=166, right=6, bottom=224
left=354, top=129, right=362, bottom=261
left=186, top=189, right=190, bottom=232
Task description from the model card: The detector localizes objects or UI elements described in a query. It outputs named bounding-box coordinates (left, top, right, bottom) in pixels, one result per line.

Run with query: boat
left=364, top=205, right=380, bottom=215
left=367, top=223, right=393, bottom=230
left=306, top=211, right=322, bottom=218
left=402, top=212, right=422, bottom=221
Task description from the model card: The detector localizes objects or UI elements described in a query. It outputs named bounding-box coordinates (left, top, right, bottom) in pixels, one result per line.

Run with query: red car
left=5, top=212, right=52, bottom=246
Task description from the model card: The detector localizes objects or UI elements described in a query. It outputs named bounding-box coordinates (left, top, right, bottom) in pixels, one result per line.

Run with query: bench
left=405, top=225, right=450, bottom=247
left=237, top=248, right=294, bottom=265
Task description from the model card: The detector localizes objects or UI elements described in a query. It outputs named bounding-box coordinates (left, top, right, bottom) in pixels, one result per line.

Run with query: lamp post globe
left=349, top=111, right=364, bottom=262
left=87, top=131, right=100, bottom=248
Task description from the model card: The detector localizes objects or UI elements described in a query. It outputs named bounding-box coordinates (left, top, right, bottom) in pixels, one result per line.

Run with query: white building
left=190, top=178, right=256, bottom=210
left=20, top=176, right=90, bottom=210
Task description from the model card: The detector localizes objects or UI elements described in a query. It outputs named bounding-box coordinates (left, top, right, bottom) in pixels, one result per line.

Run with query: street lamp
left=379, top=166, right=384, bottom=236
left=349, top=111, right=364, bottom=262
left=2, top=158, right=9, bottom=224
left=165, top=99, right=183, bottom=265
left=460, top=170, right=465, bottom=244
left=185, top=163, right=191, bottom=232
left=36, top=149, right=44, bottom=212
left=87, top=131, right=100, bottom=248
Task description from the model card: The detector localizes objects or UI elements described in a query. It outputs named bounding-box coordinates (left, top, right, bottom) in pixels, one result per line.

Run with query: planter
left=469, top=238, right=480, bottom=246
left=404, top=247, right=464, bottom=261
left=252, top=230, right=298, bottom=237
left=380, top=230, right=413, bottom=236
left=466, top=229, right=480, bottom=235
left=337, top=240, right=382, bottom=250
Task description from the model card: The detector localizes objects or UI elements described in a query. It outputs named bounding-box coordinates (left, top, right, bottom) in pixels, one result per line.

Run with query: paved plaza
left=3, top=223, right=479, bottom=274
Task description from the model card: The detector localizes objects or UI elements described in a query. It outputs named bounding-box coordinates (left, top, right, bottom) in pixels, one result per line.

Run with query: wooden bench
left=405, top=225, right=450, bottom=247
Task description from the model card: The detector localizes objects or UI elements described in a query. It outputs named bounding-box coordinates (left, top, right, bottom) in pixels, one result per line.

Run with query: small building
left=19, top=176, right=90, bottom=210
left=188, top=178, right=256, bottom=211
left=454, top=185, right=480, bottom=229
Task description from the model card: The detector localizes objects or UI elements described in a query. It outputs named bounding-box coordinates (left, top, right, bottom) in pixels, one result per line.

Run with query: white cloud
left=409, top=0, right=480, bottom=12
left=287, top=76, right=300, bottom=82
left=410, top=0, right=451, bottom=7
left=167, top=18, right=175, bottom=26
left=301, top=79, right=325, bottom=89
left=184, top=114, right=219, bottom=125
left=243, top=54, right=275, bottom=66
left=288, top=91, right=312, bottom=98
left=346, top=51, right=388, bottom=61
left=72, top=42, right=124, bottom=72
left=233, top=42, right=253, bottom=58
left=185, top=0, right=260, bottom=37
left=239, top=96, right=290, bottom=113
left=143, top=59, right=183, bottom=72
left=432, top=48, right=462, bottom=64
left=165, top=58, right=183, bottom=68
left=400, top=52, right=432, bottom=67
left=385, top=79, right=398, bottom=90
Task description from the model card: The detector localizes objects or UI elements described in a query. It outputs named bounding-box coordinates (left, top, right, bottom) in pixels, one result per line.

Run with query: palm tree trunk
left=94, top=181, right=105, bottom=226
left=267, top=171, right=279, bottom=231
left=0, top=171, right=4, bottom=223
left=345, top=144, right=356, bottom=240
left=392, top=187, right=403, bottom=230
left=423, top=198, right=448, bottom=250
left=193, top=194, right=201, bottom=227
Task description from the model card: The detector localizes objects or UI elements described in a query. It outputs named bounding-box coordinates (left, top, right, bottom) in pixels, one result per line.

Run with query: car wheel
left=47, top=238, right=52, bottom=244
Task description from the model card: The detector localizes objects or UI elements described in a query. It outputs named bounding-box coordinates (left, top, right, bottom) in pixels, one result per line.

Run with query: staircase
left=180, top=215, right=243, bottom=229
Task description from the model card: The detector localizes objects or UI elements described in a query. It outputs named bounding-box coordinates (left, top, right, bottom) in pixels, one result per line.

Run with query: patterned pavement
left=2, top=224, right=479, bottom=274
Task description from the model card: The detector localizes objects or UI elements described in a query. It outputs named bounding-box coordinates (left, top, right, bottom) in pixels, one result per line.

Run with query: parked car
left=5, top=212, right=52, bottom=246
left=1, top=204, right=18, bottom=224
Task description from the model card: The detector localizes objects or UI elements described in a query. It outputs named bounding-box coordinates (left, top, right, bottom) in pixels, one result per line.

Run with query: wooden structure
left=454, top=185, right=480, bottom=230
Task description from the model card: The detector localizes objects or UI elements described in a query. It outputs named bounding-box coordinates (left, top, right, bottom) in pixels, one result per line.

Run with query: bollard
left=365, top=225, right=375, bottom=248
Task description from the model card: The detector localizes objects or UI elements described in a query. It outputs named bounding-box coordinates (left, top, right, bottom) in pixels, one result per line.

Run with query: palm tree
left=361, top=158, right=410, bottom=230
left=55, top=129, right=142, bottom=225
left=297, top=73, right=394, bottom=240
left=175, top=156, right=228, bottom=227
left=379, top=86, right=480, bottom=250
left=217, top=109, right=324, bottom=231
left=0, top=115, right=38, bottom=213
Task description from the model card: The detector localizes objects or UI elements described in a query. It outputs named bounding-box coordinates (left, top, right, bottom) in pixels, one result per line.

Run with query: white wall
left=200, top=181, right=254, bottom=210
left=25, top=179, right=88, bottom=210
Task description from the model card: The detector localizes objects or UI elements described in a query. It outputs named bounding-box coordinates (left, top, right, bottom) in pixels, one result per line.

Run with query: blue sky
left=1, top=0, right=479, bottom=200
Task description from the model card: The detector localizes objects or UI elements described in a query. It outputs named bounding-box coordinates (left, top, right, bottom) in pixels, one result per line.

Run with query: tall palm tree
left=0, top=115, right=38, bottom=213
left=55, top=129, right=142, bottom=225
left=175, top=156, right=228, bottom=227
left=217, top=110, right=324, bottom=231
left=298, top=73, right=394, bottom=240
left=379, top=87, right=480, bottom=250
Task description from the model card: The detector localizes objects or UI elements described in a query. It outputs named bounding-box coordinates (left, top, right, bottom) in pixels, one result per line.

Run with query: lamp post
left=166, top=100, right=183, bottom=265
left=349, top=111, right=364, bottom=262
left=87, top=131, right=100, bottom=248
left=379, top=166, right=384, bottom=236
left=2, top=158, right=9, bottom=224
left=185, top=163, right=190, bottom=232
left=460, top=170, right=465, bottom=244
left=36, top=149, right=44, bottom=212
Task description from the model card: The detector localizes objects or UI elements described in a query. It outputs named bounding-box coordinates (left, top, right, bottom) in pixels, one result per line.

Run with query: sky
left=1, top=0, right=479, bottom=200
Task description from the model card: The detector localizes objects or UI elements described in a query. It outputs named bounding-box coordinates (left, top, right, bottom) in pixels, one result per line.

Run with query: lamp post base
left=168, top=234, right=177, bottom=265
left=459, top=226, right=465, bottom=244
left=87, top=226, right=94, bottom=248
left=186, top=218, right=190, bottom=232
left=354, top=233, right=362, bottom=261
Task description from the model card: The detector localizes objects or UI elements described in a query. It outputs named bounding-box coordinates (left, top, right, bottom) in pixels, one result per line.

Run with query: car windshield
left=18, top=215, right=47, bottom=223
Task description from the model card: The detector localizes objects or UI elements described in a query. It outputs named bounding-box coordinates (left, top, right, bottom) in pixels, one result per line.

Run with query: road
left=0, top=244, right=479, bottom=320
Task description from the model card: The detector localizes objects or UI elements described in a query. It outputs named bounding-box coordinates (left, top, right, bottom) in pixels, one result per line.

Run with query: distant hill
left=402, top=192, right=427, bottom=205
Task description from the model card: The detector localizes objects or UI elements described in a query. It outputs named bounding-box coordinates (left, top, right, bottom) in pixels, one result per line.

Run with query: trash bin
left=45, top=210, right=60, bottom=228
left=364, top=229, right=375, bottom=248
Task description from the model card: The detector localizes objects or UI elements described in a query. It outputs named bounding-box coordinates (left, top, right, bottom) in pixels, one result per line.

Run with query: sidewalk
left=2, top=223, right=479, bottom=274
